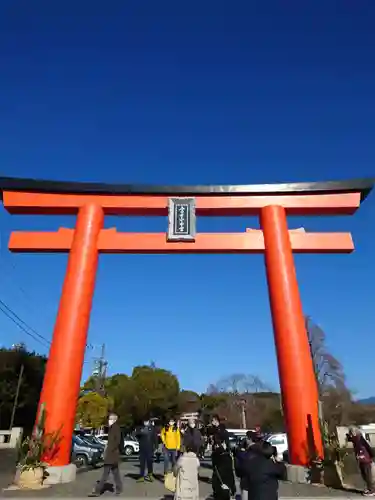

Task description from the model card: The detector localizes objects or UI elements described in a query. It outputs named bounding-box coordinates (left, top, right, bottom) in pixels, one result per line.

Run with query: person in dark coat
left=246, top=429, right=263, bottom=445
left=91, top=413, right=123, bottom=496
left=234, top=438, right=264, bottom=500
left=155, top=428, right=163, bottom=463
left=235, top=438, right=251, bottom=500
left=210, top=415, right=230, bottom=451
left=135, top=418, right=156, bottom=482
left=198, top=425, right=207, bottom=459
left=211, top=435, right=236, bottom=500
left=242, top=440, right=286, bottom=500
left=347, top=427, right=375, bottom=495
left=183, top=419, right=203, bottom=452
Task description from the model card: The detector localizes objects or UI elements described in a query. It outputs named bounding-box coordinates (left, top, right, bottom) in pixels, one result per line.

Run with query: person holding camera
left=347, top=427, right=375, bottom=496
left=241, top=440, right=286, bottom=500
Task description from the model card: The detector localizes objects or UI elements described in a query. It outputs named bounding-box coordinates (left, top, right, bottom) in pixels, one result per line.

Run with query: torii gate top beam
left=0, top=175, right=373, bottom=198
left=0, top=176, right=373, bottom=216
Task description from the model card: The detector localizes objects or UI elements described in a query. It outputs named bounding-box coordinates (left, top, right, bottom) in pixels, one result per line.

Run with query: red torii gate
left=0, top=176, right=373, bottom=469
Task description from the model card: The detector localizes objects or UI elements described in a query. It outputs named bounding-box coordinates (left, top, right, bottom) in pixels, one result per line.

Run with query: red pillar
left=260, top=205, right=323, bottom=466
left=37, top=203, right=104, bottom=466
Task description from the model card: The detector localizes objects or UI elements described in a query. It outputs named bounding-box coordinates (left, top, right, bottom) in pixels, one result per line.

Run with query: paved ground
left=1, top=456, right=364, bottom=498
left=0, top=449, right=18, bottom=491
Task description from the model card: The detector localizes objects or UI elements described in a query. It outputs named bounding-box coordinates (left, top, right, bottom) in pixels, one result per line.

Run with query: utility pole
left=239, top=399, right=247, bottom=429
left=92, top=344, right=107, bottom=396
left=9, top=363, right=24, bottom=429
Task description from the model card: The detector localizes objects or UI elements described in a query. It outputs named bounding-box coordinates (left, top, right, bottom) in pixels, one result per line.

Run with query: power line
left=0, top=298, right=94, bottom=364
left=0, top=298, right=50, bottom=345
left=0, top=232, right=47, bottom=322
left=0, top=298, right=51, bottom=348
left=2, top=258, right=33, bottom=303
left=0, top=236, right=93, bottom=359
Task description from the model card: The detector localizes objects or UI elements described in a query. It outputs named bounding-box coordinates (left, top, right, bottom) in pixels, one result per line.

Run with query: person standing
left=91, top=413, right=123, bottom=496
left=242, top=441, right=286, bottom=500
left=135, top=418, right=156, bottom=482
left=235, top=437, right=263, bottom=500
left=174, top=445, right=200, bottom=500
left=347, top=427, right=375, bottom=496
left=210, top=415, right=230, bottom=452
left=235, top=438, right=250, bottom=500
left=161, top=417, right=181, bottom=475
left=155, top=429, right=163, bottom=463
left=183, top=419, right=203, bottom=452
left=211, top=435, right=236, bottom=500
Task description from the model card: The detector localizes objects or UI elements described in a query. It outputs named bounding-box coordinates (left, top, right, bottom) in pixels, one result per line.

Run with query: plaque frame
left=167, top=197, right=196, bottom=242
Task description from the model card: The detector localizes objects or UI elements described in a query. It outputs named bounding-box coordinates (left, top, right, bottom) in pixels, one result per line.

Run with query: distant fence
left=337, top=425, right=375, bottom=448
left=0, top=428, right=23, bottom=449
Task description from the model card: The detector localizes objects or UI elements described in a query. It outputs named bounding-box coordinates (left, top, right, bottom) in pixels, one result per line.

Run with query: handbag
left=164, top=472, right=176, bottom=492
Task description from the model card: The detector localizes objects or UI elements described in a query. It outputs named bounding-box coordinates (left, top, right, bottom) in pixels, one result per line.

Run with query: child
left=174, top=445, right=200, bottom=500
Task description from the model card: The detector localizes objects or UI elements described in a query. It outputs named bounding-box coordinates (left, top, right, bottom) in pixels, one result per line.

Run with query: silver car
left=72, top=435, right=103, bottom=468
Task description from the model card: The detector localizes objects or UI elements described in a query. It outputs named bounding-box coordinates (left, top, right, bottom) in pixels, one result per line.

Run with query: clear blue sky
left=0, top=1, right=374, bottom=397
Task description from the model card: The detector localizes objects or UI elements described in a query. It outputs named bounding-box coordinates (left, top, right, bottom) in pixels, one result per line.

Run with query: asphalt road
left=1, top=455, right=363, bottom=498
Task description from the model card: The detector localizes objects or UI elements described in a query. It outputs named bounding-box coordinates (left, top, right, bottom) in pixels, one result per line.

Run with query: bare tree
left=206, top=383, right=220, bottom=395
left=206, top=373, right=273, bottom=428
left=305, top=316, right=346, bottom=396
left=213, top=373, right=271, bottom=395
left=243, top=375, right=271, bottom=393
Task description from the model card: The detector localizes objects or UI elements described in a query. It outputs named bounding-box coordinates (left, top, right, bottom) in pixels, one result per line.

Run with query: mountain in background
left=358, top=397, right=375, bottom=405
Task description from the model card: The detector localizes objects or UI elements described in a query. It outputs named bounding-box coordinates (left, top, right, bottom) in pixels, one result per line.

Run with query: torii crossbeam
left=0, top=176, right=373, bottom=470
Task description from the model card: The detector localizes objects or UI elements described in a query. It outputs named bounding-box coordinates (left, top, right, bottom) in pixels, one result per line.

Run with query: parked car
left=82, top=434, right=105, bottom=450
left=72, top=435, right=103, bottom=468
left=266, top=433, right=288, bottom=461
left=96, top=433, right=140, bottom=456
left=228, top=433, right=240, bottom=451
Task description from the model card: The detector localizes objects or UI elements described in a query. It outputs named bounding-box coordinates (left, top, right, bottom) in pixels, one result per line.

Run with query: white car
left=96, top=433, right=140, bottom=456
left=266, top=433, right=288, bottom=461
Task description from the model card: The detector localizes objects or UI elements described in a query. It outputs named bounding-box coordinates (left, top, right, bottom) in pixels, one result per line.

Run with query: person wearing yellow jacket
left=161, top=418, right=181, bottom=474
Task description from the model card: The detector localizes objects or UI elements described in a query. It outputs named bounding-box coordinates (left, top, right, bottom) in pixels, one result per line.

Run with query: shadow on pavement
left=198, top=475, right=211, bottom=484
left=125, top=472, right=165, bottom=484
left=125, top=472, right=141, bottom=481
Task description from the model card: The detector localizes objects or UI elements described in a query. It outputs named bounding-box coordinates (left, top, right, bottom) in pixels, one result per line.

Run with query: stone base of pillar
left=285, top=464, right=308, bottom=483
left=44, top=464, right=77, bottom=485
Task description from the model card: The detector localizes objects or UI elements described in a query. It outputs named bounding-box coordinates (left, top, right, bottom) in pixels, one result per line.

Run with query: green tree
left=108, top=374, right=136, bottom=428
left=76, top=392, right=113, bottom=428
left=82, top=376, right=97, bottom=392
left=0, top=346, right=46, bottom=432
left=131, top=365, right=180, bottom=421
left=199, top=393, right=228, bottom=422
left=178, top=390, right=201, bottom=413
left=106, top=374, right=131, bottom=394
left=81, top=374, right=120, bottom=395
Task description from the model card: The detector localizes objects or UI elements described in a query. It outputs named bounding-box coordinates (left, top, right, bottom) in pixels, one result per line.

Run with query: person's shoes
left=363, top=492, right=375, bottom=497
left=115, top=490, right=122, bottom=496
left=88, top=492, right=100, bottom=497
left=145, top=474, right=154, bottom=482
left=136, top=476, right=145, bottom=483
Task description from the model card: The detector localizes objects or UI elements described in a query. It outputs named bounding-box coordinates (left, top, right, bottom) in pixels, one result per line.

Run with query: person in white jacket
left=174, top=445, right=200, bottom=500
